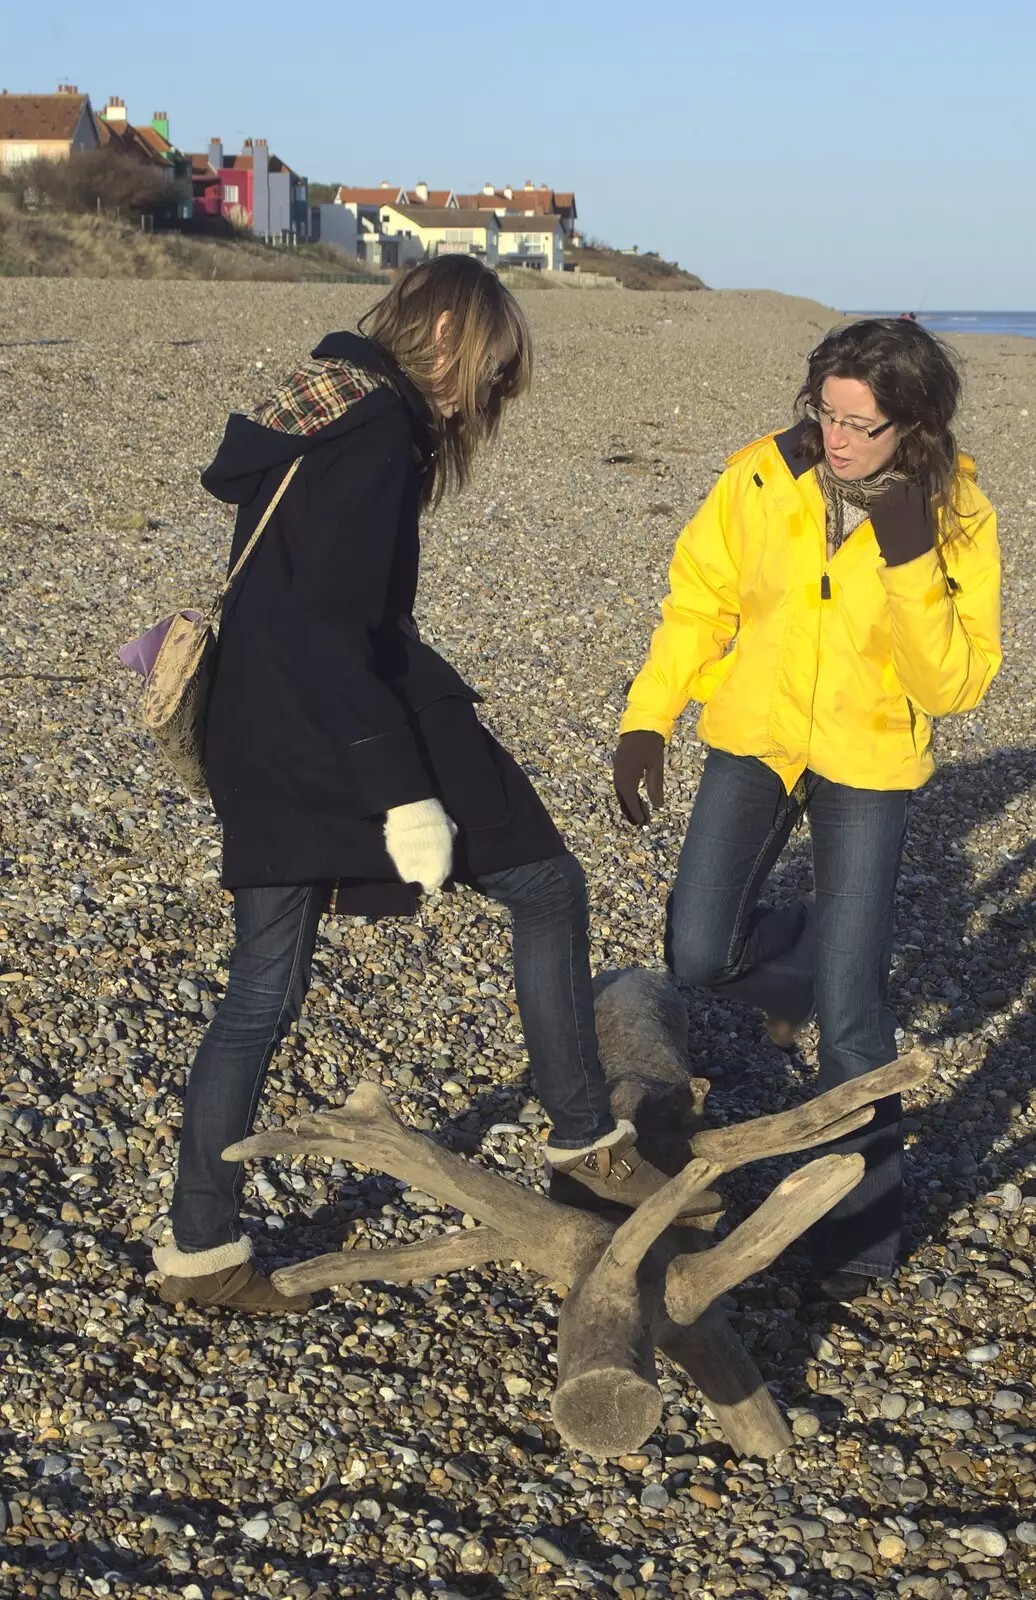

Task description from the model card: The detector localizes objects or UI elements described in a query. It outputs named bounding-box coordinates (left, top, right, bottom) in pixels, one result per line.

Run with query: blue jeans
left=169, top=853, right=614, bottom=1251
left=666, top=750, right=909, bottom=1279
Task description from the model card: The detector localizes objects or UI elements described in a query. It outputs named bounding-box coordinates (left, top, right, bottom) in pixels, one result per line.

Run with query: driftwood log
left=228, top=969, right=930, bottom=1460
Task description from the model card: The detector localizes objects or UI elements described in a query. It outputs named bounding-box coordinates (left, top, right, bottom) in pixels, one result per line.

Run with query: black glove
left=613, top=730, right=665, bottom=826
left=870, top=482, right=934, bottom=568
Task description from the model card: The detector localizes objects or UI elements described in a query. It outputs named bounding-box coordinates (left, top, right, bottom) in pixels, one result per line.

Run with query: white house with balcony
left=495, top=213, right=565, bottom=271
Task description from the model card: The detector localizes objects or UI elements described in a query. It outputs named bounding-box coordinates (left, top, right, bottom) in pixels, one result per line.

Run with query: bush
left=0, top=148, right=179, bottom=222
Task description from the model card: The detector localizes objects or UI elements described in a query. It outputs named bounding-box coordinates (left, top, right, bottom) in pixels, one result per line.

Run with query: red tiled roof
left=407, top=188, right=454, bottom=207
left=459, top=188, right=556, bottom=214
left=336, top=185, right=406, bottom=206
left=0, top=92, right=91, bottom=143
left=98, top=117, right=169, bottom=165
left=137, top=125, right=173, bottom=157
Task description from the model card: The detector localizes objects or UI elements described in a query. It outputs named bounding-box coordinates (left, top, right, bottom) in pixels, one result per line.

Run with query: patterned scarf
left=250, top=357, right=392, bottom=435
left=816, top=459, right=908, bottom=558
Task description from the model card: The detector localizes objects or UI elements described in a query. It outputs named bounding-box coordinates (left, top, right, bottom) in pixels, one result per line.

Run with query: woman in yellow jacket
left=613, top=318, right=1001, bottom=1300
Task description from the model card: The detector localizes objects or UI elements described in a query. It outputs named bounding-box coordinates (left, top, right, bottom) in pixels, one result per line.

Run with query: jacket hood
left=200, top=331, right=434, bottom=506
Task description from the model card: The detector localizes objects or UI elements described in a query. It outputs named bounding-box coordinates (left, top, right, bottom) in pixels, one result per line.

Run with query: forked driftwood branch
left=227, top=969, right=930, bottom=1460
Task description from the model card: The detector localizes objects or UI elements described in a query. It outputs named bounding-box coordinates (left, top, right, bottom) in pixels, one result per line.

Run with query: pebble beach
left=2, top=279, right=1036, bottom=1600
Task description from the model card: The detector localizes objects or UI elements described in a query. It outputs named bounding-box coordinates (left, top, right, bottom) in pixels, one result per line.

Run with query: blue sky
left=6, top=0, right=1034, bottom=308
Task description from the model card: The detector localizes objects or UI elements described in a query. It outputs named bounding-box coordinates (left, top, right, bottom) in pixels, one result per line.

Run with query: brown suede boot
left=153, top=1238, right=312, bottom=1313
left=545, top=1120, right=723, bottom=1223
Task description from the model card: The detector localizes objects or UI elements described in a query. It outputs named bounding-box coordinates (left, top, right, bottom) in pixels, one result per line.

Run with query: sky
left=4, top=0, right=1034, bottom=309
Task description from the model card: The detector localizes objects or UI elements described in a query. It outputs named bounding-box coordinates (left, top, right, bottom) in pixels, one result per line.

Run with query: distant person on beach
left=613, top=318, right=1002, bottom=1301
left=154, top=256, right=680, bottom=1312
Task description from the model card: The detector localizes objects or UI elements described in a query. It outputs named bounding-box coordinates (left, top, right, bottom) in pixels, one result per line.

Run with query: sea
left=858, top=311, right=1036, bottom=339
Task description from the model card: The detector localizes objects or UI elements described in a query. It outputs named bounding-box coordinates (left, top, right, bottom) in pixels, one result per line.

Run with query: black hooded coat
left=200, top=332, right=563, bottom=915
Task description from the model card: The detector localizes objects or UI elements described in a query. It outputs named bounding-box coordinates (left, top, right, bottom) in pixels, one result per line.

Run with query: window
left=223, top=184, right=239, bottom=204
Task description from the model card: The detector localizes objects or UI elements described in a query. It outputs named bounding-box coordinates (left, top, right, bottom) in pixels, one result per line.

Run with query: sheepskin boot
left=544, top=1119, right=722, bottom=1222
left=153, top=1236, right=312, bottom=1313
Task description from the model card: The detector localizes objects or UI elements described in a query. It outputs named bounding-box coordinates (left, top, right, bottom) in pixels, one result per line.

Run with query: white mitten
left=384, top=799, right=456, bottom=894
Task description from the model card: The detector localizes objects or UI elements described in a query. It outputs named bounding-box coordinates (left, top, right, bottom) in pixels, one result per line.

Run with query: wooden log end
left=551, top=1368, right=663, bottom=1459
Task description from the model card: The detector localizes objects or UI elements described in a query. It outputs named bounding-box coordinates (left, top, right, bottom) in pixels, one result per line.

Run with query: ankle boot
left=153, top=1237, right=312, bottom=1313
left=545, top=1120, right=723, bottom=1222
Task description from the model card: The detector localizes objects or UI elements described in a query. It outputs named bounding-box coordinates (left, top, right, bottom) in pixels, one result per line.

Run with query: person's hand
left=384, top=799, right=456, bottom=893
left=613, top=730, right=665, bottom=825
left=870, top=481, right=933, bottom=568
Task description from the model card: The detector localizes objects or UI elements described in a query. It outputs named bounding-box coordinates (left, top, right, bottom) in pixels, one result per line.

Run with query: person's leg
left=168, top=883, right=328, bottom=1253
left=474, top=852, right=726, bottom=1219
left=476, top=853, right=612, bottom=1148
left=666, top=750, right=814, bottom=1024
left=807, top=781, right=909, bottom=1281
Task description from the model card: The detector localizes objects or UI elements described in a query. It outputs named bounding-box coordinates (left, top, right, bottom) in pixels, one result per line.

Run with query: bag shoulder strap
left=210, top=456, right=303, bottom=618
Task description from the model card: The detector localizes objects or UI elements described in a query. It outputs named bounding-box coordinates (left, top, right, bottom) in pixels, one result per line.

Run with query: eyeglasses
left=805, top=401, right=896, bottom=440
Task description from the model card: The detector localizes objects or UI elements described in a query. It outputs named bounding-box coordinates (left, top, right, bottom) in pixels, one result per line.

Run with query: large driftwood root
left=227, top=969, right=931, bottom=1459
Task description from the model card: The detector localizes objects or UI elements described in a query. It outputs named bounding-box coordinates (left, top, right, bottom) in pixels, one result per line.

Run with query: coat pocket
left=388, top=641, right=509, bottom=831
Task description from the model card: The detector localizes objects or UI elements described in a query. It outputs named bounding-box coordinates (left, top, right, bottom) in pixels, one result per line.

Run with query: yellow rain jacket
left=621, top=428, right=1002, bottom=792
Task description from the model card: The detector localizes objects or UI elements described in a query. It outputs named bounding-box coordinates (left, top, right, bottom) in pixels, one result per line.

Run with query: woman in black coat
left=155, top=259, right=679, bottom=1310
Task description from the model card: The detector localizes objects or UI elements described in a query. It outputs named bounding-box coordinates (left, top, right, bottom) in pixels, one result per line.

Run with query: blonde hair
left=360, top=256, right=531, bottom=507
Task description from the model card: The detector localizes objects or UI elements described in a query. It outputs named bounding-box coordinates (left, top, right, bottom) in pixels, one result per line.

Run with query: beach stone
left=878, top=1535, right=908, bottom=1562
left=881, top=1392, right=909, bottom=1420
left=966, top=1344, right=1001, bottom=1364
left=945, top=1408, right=975, bottom=1430
left=529, top=1535, right=568, bottom=1566
left=459, top=1538, right=490, bottom=1571
left=241, top=1516, right=270, bottom=1540
left=960, top=1526, right=1008, bottom=1557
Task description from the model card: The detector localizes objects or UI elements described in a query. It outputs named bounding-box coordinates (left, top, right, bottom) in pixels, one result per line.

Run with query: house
left=310, top=203, right=358, bottom=254
left=379, top=204, right=500, bottom=268
left=455, top=181, right=579, bottom=244
left=553, top=191, right=578, bottom=242
left=97, top=98, right=192, bottom=221
left=327, top=183, right=400, bottom=264
left=0, top=86, right=101, bottom=170
left=191, top=138, right=309, bottom=240
left=496, top=213, right=565, bottom=271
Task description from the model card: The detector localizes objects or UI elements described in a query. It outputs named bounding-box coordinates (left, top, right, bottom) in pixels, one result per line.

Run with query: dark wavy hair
left=794, top=318, right=971, bottom=543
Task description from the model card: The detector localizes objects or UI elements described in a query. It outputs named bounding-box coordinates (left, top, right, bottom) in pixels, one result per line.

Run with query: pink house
left=190, top=138, right=309, bottom=239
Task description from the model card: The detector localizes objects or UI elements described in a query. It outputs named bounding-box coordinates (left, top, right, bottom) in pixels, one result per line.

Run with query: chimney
left=503, top=185, right=513, bottom=200
left=414, top=180, right=429, bottom=202
left=209, top=138, right=224, bottom=170
left=57, top=83, right=80, bottom=95
left=540, top=182, right=549, bottom=190
left=151, top=112, right=169, bottom=142
left=103, top=96, right=127, bottom=124
left=524, top=179, right=535, bottom=190
left=482, top=182, right=495, bottom=195
left=380, top=178, right=391, bottom=188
